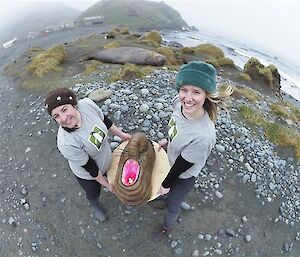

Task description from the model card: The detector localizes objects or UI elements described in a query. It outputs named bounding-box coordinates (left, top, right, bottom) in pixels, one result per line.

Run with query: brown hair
left=204, top=85, right=234, bottom=122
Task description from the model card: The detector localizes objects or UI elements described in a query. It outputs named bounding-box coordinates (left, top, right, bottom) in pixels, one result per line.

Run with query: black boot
left=89, top=199, right=107, bottom=222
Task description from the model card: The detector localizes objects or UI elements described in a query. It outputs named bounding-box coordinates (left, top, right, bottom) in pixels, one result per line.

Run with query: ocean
left=163, top=30, right=300, bottom=102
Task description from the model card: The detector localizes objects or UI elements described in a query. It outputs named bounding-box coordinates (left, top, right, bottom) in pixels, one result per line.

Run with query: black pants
left=165, top=176, right=196, bottom=228
left=76, top=176, right=102, bottom=201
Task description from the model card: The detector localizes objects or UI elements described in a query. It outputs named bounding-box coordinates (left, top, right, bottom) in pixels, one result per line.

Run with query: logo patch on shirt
left=88, top=125, right=107, bottom=150
left=168, top=117, right=178, bottom=142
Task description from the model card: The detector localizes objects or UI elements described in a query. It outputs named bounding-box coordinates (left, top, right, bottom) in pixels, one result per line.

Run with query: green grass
left=204, top=58, right=220, bottom=69
left=264, top=123, right=300, bottom=157
left=156, top=46, right=178, bottom=66
left=193, top=43, right=224, bottom=59
left=238, top=104, right=300, bottom=158
left=27, top=45, right=66, bottom=77
left=109, top=63, right=154, bottom=81
left=139, top=30, right=162, bottom=44
left=238, top=105, right=265, bottom=125
left=218, top=57, right=235, bottom=67
left=244, top=57, right=279, bottom=86
left=238, top=72, right=252, bottom=81
left=270, top=101, right=300, bottom=122
left=233, top=86, right=261, bottom=102
left=84, top=60, right=103, bottom=75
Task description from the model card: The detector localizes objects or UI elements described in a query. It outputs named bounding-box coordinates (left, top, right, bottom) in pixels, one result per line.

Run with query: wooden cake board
left=107, top=141, right=170, bottom=201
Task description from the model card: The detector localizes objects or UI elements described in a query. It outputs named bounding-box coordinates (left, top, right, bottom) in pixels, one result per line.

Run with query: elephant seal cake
left=113, top=133, right=155, bottom=206
left=107, top=132, right=170, bottom=206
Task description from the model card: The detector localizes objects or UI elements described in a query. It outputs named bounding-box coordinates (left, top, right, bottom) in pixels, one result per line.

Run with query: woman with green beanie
left=44, top=88, right=131, bottom=222
left=155, top=61, right=233, bottom=239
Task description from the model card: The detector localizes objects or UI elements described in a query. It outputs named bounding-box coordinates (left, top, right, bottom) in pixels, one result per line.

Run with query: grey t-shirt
left=57, top=98, right=112, bottom=180
left=167, top=96, right=216, bottom=179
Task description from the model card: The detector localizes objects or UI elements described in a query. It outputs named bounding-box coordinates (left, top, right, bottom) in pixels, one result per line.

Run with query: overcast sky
left=1, top=0, right=299, bottom=69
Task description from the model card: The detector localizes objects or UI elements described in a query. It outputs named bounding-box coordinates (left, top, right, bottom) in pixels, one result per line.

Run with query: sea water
left=163, top=30, right=300, bottom=102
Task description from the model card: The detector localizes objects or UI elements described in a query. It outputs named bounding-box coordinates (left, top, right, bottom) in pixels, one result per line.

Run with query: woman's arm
left=157, top=138, right=168, bottom=151
left=108, top=124, right=131, bottom=141
left=81, top=157, right=113, bottom=192
left=94, top=172, right=114, bottom=193
left=159, top=155, right=194, bottom=196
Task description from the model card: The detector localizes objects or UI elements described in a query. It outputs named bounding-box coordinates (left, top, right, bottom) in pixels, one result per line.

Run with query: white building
left=83, top=16, right=104, bottom=26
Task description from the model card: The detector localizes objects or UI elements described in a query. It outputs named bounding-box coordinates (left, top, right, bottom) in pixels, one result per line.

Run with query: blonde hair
left=204, top=85, right=234, bottom=122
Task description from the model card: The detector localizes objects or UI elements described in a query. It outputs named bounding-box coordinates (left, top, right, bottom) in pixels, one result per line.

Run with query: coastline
left=162, top=30, right=300, bottom=102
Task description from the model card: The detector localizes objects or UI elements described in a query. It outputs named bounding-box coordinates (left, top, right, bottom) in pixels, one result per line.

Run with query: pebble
left=225, top=228, right=235, bottom=237
left=181, top=202, right=191, bottom=210
left=215, top=191, right=223, bottom=198
left=202, top=251, right=210, bottom=256
left=244, top=234, right=251, bottom=242
left=192, top=250, right=199, bottom=257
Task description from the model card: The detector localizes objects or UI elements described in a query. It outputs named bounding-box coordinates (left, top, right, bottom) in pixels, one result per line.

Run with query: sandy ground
left=0, top=26, right=299, bottom=257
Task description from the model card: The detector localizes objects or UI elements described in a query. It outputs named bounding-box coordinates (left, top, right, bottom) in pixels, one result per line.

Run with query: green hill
left=77, top=0, right=189, bottom=31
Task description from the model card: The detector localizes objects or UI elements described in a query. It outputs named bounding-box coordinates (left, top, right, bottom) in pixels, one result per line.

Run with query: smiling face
left=179, top=85, right=207, bottom=118
left=51, top=104, right=80, bottom=128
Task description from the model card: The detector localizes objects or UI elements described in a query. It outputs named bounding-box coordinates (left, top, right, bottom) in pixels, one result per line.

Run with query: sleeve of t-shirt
left=58, top=143, right=89, bottom=168
left=84, top=98, right=113, bottom=128
left=162, top=154, right=194, bottom=188
left=181, top=138, right=212, bottom=167
left=84, top=98, right=105, bottom=120
left=103, top=115, right=113, bottom=129
left=82, top=157, right=99, bottom=177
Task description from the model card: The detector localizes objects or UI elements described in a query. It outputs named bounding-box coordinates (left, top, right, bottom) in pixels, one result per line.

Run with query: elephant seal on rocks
left=86, top=46, right=166, bottom=66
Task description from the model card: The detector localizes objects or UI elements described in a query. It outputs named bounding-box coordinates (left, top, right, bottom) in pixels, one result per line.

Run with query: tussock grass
left=103, top=41, right=120, bottom=49
left=218, top=57, right=235, bottom=67
left=283, top=101, right=300, bottom=121
left=139, top=30, right=162, bottom=44
left=238, top=105, right=265, bottom=125
left=258, top=67, right=273, bottom=86
left=156, top=47, right=178, bottom=66
left=244, top=57, right=278, bottom=86
left=106, top=28, right=120, bottom=38
left=264, top=123, right=300, bottom=157
left=27, top=45, right=66, bottom=77
left=203, top=57, right=234, bottom=68
left=136, top=39, right=160, bottom=48
left=238, top=73, right=252, bottom=81
left=204, top=58, right=220, bottom=69
left=84, top=60, right=103, bottom=75
left=233, top=86, right=261, bottom=102
left=194, top=44, right=224, bottom=59
left=110, top=63, right=154, bottom=81
left=120, top=27, right=130, bottom=34
left=270, top=101, right=300, bottom=122
left=180, top=47, right=194, bottom=54
left=238, top=104, right=300, bottom=158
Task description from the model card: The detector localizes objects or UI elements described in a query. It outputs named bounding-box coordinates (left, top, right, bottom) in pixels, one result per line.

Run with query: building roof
left=83, top=16, right=104, bottom=21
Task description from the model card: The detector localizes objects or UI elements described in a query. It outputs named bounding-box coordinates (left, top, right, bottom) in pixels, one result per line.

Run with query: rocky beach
left=0, top=25, right=299, bottom=257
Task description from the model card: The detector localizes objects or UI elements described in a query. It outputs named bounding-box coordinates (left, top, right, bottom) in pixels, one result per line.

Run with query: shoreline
left=162, top=30, right=300, bottom=102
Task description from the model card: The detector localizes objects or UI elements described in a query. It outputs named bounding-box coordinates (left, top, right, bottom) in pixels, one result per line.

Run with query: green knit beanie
left=176, top=61, right=217, bottom=93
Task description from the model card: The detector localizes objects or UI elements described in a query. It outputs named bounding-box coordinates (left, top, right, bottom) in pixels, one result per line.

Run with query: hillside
left=0, top=2, right=81, bottom=42
left=77, top=0, right=189, bottom=31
